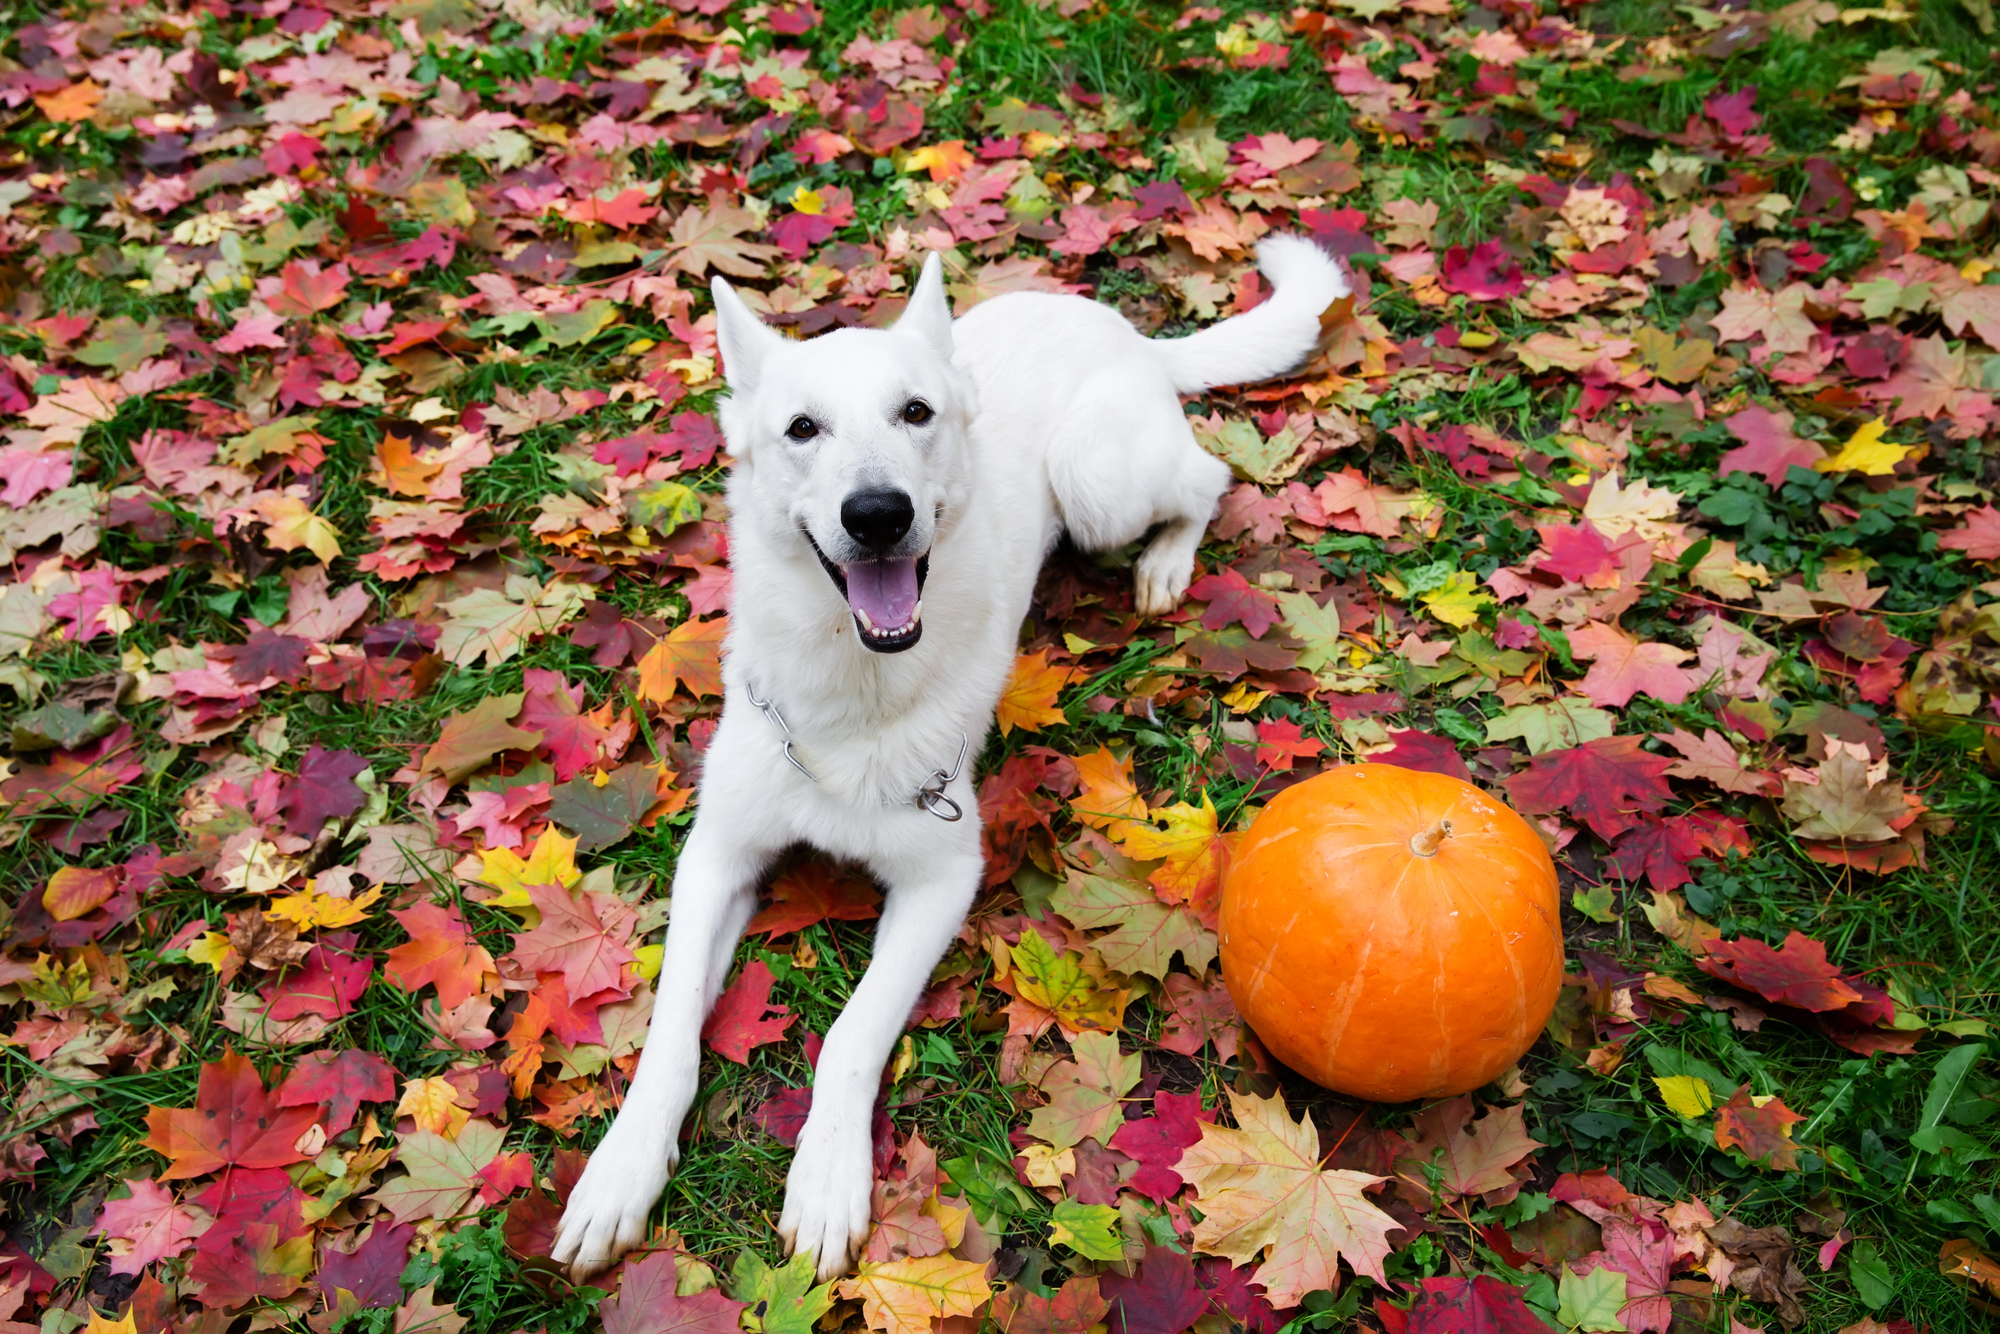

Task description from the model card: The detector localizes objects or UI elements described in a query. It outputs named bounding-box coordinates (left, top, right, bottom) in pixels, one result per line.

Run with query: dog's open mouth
left=809, top=538, right=929, bottom=653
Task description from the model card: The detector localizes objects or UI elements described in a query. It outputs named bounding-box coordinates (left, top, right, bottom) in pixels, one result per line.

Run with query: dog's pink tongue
left=844, top=558, right=920, bottom=629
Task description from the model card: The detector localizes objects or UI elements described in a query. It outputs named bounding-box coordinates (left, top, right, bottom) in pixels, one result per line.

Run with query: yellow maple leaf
left=266, top=882, right=384, bottom=931
left=995, top=652, right=1075, bottom=736
left=1814, top=417, right=1910, bottom=476
left=83, top=1311, right=136, bottom=1334
left=1070, top=747, right=1147, bottom=837
left=837, top=1255, right=992, bottom=1334
left=478, top=826, right=581, bottom=920
left=1175, top=1089, right=1400, bottom=1308
left=255, top=494, right=343, bottom=563
left=396, top=1076, right=470, bottom=1139
left=1419, top=571, right=1493, bottom=630
left=186, top=932, right=236, bottom=973
left=1005, top=929, right=1130, bottom=1035
left=1116, top=793, right=1228, bottom=914
left=1654, top=1075, right=1715, bottom=1119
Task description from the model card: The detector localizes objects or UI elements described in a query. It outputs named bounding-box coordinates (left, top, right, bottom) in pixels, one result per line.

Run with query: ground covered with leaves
left=1, top=0, right=1999, bottom=1329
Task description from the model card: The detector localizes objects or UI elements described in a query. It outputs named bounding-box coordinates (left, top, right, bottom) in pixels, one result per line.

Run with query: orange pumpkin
left=1219, top=764, right=1562, bottom=1102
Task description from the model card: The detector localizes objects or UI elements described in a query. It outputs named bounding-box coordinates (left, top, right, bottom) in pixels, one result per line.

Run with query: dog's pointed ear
left=894, top=252, right=953, bottom=359
left=712, top=275, right=783, bottom=393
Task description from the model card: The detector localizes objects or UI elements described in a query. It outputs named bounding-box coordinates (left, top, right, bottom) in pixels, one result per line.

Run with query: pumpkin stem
left=1409, top=818, right=1452, bottom=857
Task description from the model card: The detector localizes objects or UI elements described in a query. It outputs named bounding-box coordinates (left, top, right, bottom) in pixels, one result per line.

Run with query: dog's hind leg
left=1045, top=359, right=1232, bottom=617
left=779, top=836, right=982, bottom=1280
left=553, top=808, right=776, bottom=1279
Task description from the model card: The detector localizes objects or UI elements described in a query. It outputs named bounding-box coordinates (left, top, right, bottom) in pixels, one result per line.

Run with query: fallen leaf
left=1175, top=1089, right=1399, bottom=1307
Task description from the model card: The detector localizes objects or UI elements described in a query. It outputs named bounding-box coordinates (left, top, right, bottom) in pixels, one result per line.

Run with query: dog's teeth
left=855, top=608, right=875, bottom=632
left=911, top=600, right=923, bottom=624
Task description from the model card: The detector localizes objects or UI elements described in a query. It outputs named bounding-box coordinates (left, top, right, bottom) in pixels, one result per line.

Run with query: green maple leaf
left=1048, top=872, right=1215, bottom=980
left=1275, top=592, right=1342, bottom=674
left=417, top=694, right=544, bottom=784
left=1485, top=699, right=1615, bottom=755
left=549, top=762, right=661, bottom=853
left=1049, top=1200, right=1124, bottom=1261
left=1024, top=1031, right=1141, bottom=1151
left=369, top=1120, right=503, bottom=1224
left=729, top=1250, right=834, bottom=1334
left=75, top=316, right=166, bottom=375
left=1556, top=1264, right=1628, bottom=1332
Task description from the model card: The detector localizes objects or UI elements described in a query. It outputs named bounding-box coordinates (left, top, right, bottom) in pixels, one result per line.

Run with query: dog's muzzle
left=807, top=534, right=930, bottom=653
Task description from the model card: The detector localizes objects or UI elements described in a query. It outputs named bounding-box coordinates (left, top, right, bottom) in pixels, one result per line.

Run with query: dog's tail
left=1152, top=234, right=1349, bottom=395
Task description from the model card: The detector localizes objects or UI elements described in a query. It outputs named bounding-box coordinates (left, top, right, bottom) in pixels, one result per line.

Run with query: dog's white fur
left=550, top=236, right=1348, bottom=1282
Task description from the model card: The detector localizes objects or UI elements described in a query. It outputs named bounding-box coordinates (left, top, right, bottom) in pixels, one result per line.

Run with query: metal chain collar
left=743, top=681, right=967, bottom=822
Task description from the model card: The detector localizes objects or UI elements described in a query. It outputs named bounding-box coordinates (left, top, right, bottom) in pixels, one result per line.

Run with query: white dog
left=550, top=235, right=1348, bottom=1281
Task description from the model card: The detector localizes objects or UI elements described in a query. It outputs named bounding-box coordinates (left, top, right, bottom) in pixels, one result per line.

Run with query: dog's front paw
left=778, top=1123, right=874, bottom=1282
left=1134, top=543, right=1195, bottom=617
left=550, top=1120, right=678, bottom=1282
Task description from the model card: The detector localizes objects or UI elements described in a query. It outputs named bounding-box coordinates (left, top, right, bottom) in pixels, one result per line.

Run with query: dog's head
left=711, top=253, right=972, bottom=654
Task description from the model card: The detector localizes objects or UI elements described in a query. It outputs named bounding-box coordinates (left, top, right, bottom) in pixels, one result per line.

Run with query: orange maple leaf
left=1070, top=746, right=1147, bottom=836
left=636, top=615, right=728, bottom=702
left=1115, top=794, right=1230, bottom=922
left=995, top=652, right=1076, bottom=736
left=372, top=432, right=446, bottom=498
left=143, top=1049, right=322, bottom=1181
left=384, top=902, right=498, bottom=1011
left=35, top=81, right=104, bottom=124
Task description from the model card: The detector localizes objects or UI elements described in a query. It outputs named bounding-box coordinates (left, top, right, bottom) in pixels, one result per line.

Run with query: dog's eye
left=785, top=415, right=818, bottom=441
left=902, top=399, right=934, bottom=426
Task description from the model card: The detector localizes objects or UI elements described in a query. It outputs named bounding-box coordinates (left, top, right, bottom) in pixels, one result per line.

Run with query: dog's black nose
left=841, top=488, right=915, bottom=552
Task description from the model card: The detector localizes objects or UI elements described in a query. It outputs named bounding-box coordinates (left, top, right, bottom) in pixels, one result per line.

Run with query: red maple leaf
left=1376, top=1275, right=1552, bottom=1334
left=1713, top=1084, right=1805, bottom=1170
left=1505, top=735, right=1675, bottom=842
left=261, top=936, right=371, bottom=1022
left=510, top=881, right=640, bottom=1004
left=143, top=1049, right=322, bottom=1181
left=268, top=260, right=351, bottom=319
left=1696, top=931, right=1865, bottom=1012
left=1367, top=730, right=1472, bottom=784
left=1568, top=622, right=1700, bottom=709
left=680, top=563, right=733, bottom=616
left=570, top=600, right=651, bottom=668
left=746, top=860, right=882, bottom=937
left=1719, top=406, right=1824, bottom=487
left=225, top=627, right=313, bottom=685
left=749, top=1086, right=814, bottom=1146
left=276, top=1048, right=397, bottom=1134
left=980, top=752, right=1058, bottom=886
left=662, top=411, right=724, bottom=468
left=1181, top=625, right=1299, bottom=680
left=1109, top=1092, right=1214, bottom=1203
left=384, top=902, right=497, bottom=1011
left=563, top=189, right=663, bottom=229
left=1602, top=815, right=1707, bottom=891
left=1534, top=521, right=1619, bottom=586
left=1939, top=505, right=2000, bottom=560
left=1098, top=1243, right=1209, bottom=1334
left=992, top=1276, right=1110, bottom=1334
left=1213, top=484, right=1294, bottom=544
left=1253, top=719, right=1323, bottom=772
left=281, top=745, right=370, bottom=838
left=517, top=668, right=612, bottom=782
left=1439, top=240, right=1525, bottom=300
left=318, top=1221, right=415, bottom=1309
left=600, top=1250, right=747, bottom=1334
left=702, top=960, right=796, bottom=1063
left=1187, top=567, right=1283, bottom=639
